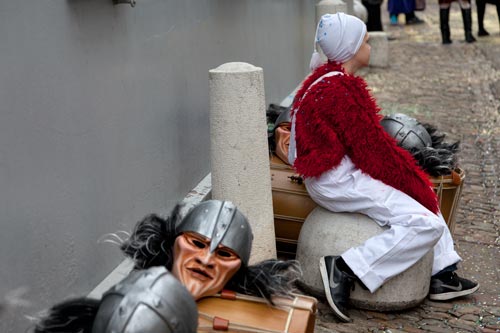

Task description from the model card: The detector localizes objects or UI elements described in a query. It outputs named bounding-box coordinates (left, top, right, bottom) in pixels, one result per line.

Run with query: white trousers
left=305, top=156, right=462, bottom=293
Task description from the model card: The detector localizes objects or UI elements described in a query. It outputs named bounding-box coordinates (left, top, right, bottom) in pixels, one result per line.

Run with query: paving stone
left=479, top=327, right=500, bottom=333
left=421, top=325, right=456, bottom=333
left=364, top=311, right=395, bottom=321
left=480, top=315, right=500, bottom=328
left=420, top=311, right=452, bottom=321
left=398, top=314, right=424, bottom=322
left=399, top=326, right=427, bottom=333
left=417, top=319, right=448, bottom=328
left=484, top=307, right=500, bottom=316
left=425, top=301, right=455, bottom=310
left=447, top=318, right=481, bottom=332
left=461, top=313, right=481, bottom=322
left=382, top=328, right=407, bottom=333
left=455, top=305, right=483, bottom=316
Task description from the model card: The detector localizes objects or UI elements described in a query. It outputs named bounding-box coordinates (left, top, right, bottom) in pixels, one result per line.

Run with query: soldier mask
left=171, top=200, right=253, bottom=300
left=172, top=232, right=242, bottom=300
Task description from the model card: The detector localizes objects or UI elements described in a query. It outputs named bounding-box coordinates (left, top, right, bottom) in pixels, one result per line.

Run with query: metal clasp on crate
left=288, top=175, right=304, bottom=185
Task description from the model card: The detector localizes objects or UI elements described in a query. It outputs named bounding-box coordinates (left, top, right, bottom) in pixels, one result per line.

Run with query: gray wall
left=0, top=0, right=315, bottom=331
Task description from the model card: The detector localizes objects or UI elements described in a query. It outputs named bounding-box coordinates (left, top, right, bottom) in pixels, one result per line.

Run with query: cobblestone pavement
left=314, top=2, right=500, bottom=332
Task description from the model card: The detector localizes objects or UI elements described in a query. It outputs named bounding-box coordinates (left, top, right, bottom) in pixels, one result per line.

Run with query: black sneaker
left=429, top=272, right=479, bottom=301
left=319, top=256, right=355, bottom=322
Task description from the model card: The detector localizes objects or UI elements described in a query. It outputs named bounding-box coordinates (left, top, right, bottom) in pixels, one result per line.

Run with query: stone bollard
left=316, top=0, right=348, bottom=22
left=353, top=0, right=368, bottom=22
left=209, top=62, right=277, bottom=263
left=344, top=0, right=355, bottom=15
left=368, top=31, right=389, bottom=68
left=317, top=0, right=367, bottom=22
left=296, top=207, right=433, bottom=311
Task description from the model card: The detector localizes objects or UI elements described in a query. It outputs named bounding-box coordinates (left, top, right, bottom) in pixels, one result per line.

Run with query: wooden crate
left=431, top=168, right=465, bottom=235
left=270, top=155, right=317, bottom=258
left=197, top=292, right=317, bottom=333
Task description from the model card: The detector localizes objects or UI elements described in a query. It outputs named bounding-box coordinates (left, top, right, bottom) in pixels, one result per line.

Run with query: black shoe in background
left=406, top=16, right=425, bottom=25
left=319, top=256, right=356, bottom=322
left=429, top=271, right=479, bottom=301
left=478, top=27, right=490, bottom=36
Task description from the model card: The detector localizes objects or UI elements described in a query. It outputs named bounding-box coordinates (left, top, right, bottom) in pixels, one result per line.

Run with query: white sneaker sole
left=429, top=284, right=479, bottom=301
left=319, top=257, right=352, bottom=323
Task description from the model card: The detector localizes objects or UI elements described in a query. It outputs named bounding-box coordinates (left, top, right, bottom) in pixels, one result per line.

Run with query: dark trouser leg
left=497, top=2, right=500, bottom=31
left=440, top=8, right=453, bottom=44
left=477, top=0, right=489, bottom=35
left=462, top=8, right=477, bottom=43
left=362, top=1, right=383, bottom=31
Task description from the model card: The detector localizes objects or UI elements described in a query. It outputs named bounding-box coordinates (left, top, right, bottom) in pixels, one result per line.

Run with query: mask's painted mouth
left=188, top=267, right=213, bottom=279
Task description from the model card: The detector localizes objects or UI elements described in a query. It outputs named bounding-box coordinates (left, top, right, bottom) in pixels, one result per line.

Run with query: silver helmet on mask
left=273, top=107, right=291, bottom=130
left=92, top=266, right=197, bottom=333
left=381, top=113, right=432, bottom=150
left=176, top=200, right=253, bottom=266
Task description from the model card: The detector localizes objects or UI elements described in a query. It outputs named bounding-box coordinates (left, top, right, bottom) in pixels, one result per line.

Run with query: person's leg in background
left=388, top=0, right=405, bottom=25
left=439, top=1, right=453, bottom=44
left=405, top=11, right=425, bottom=24
left=495, top=0, right=500, bottom=33
left=459, top=0, right=477, bottom=42
left=477, top=0, right=489, bottom=35
left=363, top=0, right=384, bottom=31
left=404, top=0, right=425, bottom=24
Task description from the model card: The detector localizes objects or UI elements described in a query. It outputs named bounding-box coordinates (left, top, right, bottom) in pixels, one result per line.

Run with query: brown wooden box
left=430, top=168, right=465, bottom=235
left=197, top=292, right=317, bottom=333
left=270, top=155, right=317, bottom=258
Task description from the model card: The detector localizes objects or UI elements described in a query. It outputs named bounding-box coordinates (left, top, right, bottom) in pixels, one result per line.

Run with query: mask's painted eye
left=192, top=239, right=206, bottom=249
left=215, top=248, right=239, bottom=260
left=184, top=233, right=208, bottom=249
left=280, top=123, right=291, bottom=131
left=216, top=249, right=232, bottom=258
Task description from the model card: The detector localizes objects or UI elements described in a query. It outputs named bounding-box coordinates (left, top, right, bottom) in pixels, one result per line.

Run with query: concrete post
left=368, top=31, right=389, bottom=68
left=209, top=62, right=277, bottom=263
left=317, top=0, right=368, bottom=28
left=344, top=0, right=355, bottom=15
left=353, top=0, right=368, bottom=22
left=316, top=0, right=347, bottom=21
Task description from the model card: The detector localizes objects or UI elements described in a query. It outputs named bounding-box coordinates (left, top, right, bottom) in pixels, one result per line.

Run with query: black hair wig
left=410, top=123, right=460, bottom=177
left=33, top=298, right=100, bottom=333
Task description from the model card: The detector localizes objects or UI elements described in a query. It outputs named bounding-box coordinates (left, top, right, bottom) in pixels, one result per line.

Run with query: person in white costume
left=289, top=12, right=479, bottom=322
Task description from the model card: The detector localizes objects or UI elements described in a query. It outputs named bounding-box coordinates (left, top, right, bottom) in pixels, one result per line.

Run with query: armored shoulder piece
left=93, top=266, right=197, bottom=333
left=381, top=113, right=432, bottom=150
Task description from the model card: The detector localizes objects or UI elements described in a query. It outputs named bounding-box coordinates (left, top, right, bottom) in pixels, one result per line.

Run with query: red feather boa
left=292, top=62, right=439, bottom=214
